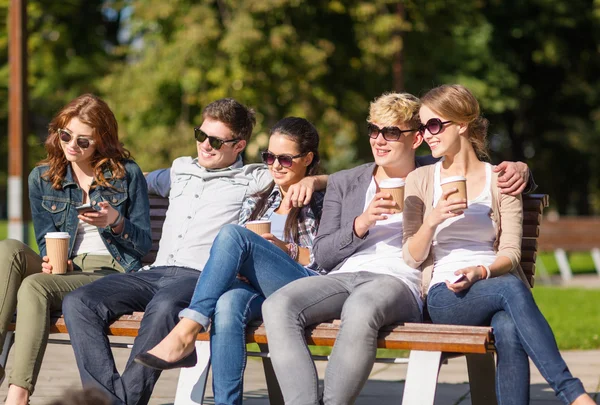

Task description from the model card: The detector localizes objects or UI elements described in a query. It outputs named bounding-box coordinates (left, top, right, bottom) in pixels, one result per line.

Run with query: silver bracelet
left=287, top=243, right=299, bottom=261
left=109, top=211, right=123, bottom=229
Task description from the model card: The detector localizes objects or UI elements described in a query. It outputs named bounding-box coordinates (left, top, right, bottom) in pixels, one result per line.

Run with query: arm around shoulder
left=146, top=168, right=172, bottom=197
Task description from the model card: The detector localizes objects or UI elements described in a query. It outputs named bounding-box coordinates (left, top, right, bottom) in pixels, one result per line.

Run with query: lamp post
left=8, top=0, right=29, bottom=242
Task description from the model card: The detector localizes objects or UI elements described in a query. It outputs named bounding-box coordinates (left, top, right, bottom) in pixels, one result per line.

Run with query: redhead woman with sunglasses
left=0, top=94, right=151, bottom=405
left=135, top=117, right=324, bottom=405
left=402, top=85, right=594, bottom=405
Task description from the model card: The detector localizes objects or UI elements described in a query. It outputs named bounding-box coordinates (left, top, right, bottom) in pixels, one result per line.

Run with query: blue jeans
left=427, top=274, right=585, bottom=405
left=179, top=224, right=318, bottom=405
left=62, top=266, right=201, bottom=405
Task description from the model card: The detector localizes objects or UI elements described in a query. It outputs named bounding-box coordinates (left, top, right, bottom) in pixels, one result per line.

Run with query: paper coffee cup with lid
left=379, top=178, right=406, bottom=213
left=45, top=232, right=70, bottom=275
left=245, top=220, right=271, bottom=235
left=440, top=176, right=468, bottom=208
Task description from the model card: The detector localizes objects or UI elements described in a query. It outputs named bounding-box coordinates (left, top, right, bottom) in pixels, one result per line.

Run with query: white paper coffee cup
left=380, top=178, right=406, bottom=213
left=245, top=221, right=271, bottom=235
left=440, top=176, right=468, bottom=208
left=45, top=232, right=70, bottom=275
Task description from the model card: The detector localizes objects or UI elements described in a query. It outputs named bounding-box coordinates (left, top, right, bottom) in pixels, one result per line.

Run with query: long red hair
left=38, top=94, right=131, bottom=189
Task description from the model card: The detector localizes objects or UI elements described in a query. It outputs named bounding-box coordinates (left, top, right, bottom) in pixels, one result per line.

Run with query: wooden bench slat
left=523, top=225, right=539, bottom=238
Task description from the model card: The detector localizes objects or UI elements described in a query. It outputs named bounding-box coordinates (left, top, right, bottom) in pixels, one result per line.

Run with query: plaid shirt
left=239, top=184, right=325, bottom=272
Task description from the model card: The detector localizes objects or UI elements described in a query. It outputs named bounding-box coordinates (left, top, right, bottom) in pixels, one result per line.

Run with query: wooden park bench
left=3, top=193, right=549, bottom=405
left=538, top=216, right=600, bottom=282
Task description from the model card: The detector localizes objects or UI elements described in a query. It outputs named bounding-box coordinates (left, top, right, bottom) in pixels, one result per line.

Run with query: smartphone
left=75, top=203, right=96, bottom=215
left=449, top=273, right=466, bottom=284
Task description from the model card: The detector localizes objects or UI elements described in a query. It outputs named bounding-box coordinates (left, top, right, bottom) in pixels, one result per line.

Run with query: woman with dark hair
left=135, top=117, right=324, bottom=405
left=402, top=84, right=593, bottom=405
left=0, top=94, right=151, bottom=405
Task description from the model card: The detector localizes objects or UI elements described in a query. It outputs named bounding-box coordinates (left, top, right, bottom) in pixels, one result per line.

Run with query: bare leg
left=571, top=393, right=595, bottom=405
left=5, top=384, right=29, bottom=405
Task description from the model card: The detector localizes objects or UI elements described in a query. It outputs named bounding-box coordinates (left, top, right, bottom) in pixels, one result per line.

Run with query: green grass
left=532, top=286, right=600, bottom=350
left=0, top=220, right=38, bottom=251
left=537, top=252, right=597, bottom=275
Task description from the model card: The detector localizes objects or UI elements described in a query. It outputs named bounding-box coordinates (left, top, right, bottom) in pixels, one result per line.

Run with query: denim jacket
left=28, top=160, right=152, bottom=272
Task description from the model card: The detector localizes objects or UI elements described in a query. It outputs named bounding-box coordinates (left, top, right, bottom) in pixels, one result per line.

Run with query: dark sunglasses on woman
left=367, top=123, right=417, bottom=141
left=417, top=118, right=453, bottom=136
left=194, top=127, right=240, bottom=150
left=261, top=151, right=307, bottom=168
left=58, top=129, right=95, bottom=149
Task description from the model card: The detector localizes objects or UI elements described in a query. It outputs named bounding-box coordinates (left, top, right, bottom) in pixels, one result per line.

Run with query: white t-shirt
left=429, top=161, right=497, bottom=291
left=268, top=212, right=287, bottom=241
left=73, top=220, right=111, bottom=256
left=332, top=177, right=422, bottom=309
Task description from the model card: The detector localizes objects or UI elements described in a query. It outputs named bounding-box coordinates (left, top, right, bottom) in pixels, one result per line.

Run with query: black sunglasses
left=194, top=128, right=240, bottom=150
left=261, top=151, right=307, bottom=168
left=58, top=129, right=95, bottom=149
left=367, top=123, right=417, bottom=141
left=418, top=118, right=453, bottom=135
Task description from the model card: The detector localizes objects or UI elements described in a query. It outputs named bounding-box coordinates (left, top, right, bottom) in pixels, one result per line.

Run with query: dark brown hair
left=249, top=117, right=321, bottom=243
left=202, top=98, right=256, bottom=143
left=39, top=94, right=131, bottom=189
left=421, top=84, right=490, bottom=160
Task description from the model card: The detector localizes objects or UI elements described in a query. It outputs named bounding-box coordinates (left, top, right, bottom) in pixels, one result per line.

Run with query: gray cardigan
left=313, top=156, right=436, bottom=272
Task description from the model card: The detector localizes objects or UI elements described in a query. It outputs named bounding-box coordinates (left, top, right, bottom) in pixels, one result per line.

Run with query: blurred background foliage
left=1, top=0, right=600, bottom=215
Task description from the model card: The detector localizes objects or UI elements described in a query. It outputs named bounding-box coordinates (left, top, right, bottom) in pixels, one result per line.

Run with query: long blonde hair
left=421, top=85, right=490, bottom=160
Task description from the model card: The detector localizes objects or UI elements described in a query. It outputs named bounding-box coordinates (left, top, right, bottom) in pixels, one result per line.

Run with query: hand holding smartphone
left=448, top=273, right=466, bottom=284
left=75, top=203, right=96, bottom=215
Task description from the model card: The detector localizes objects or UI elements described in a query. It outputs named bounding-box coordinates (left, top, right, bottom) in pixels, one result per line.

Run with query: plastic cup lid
left=45, top=232, right=70, bottom=239
left=246, top=220, right=271, bottom=224
left=379, top=178, right=405, bottom=188
left=440, top=176, right=466, bottom=185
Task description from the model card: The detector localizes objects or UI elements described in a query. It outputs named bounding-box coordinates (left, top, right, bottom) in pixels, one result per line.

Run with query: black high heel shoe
left=134, top=349, right=198, bottom=370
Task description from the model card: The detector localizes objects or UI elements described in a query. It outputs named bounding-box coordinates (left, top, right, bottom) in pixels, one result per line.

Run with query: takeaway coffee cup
left=45, top=232, right=70, bottom=275
left=379, top=178, right=405, bottom=213
left=245, top=220, right=271, bottom=235
left=440, top=176, right=468, bottom=208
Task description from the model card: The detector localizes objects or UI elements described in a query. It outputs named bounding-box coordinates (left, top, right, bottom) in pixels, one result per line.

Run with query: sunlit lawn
left=2, top=221, right=598, bottom=352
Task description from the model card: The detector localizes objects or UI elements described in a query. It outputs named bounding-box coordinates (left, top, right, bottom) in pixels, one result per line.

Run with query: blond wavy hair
left=421, top=84, right=490, bottom=160
left=367, top=92, right=421, bottom=129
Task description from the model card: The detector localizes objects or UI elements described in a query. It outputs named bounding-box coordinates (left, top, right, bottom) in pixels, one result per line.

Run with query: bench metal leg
left=554, top=248, right=573, bottom=282
left=257, top=343, right=284, bottom=405
left=0, top=331, right=15, bottom=385
left=402, top=350, right=443, bottom=405
left=466, top=353, right=498, bottom=405
left=174, top=341, right=211, bottom=405
left=591, top=248, right=600, bottom=277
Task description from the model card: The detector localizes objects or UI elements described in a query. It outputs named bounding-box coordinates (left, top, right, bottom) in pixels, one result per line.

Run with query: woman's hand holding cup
left=425, top=188, right=467, bottom=229
left=262, top=233, right=287, bottom=252
left=41, top=255, right=73, bottom=274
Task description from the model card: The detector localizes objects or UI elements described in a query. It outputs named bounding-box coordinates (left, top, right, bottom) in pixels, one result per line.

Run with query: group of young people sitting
left=0, top=87, right=593, bottom=405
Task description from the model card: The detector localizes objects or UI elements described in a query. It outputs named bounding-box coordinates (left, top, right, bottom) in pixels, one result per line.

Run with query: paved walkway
left=1, top=335, right=598, bottom=405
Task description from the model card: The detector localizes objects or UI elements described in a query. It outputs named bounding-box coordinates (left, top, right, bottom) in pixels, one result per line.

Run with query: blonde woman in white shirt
left=402, top=84, right=593, bottom=405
